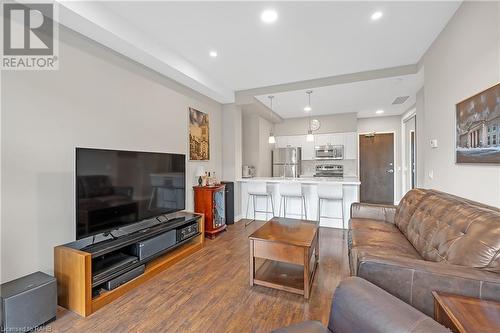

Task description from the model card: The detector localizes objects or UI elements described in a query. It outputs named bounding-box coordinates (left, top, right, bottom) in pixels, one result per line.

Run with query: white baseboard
left=234, top=214, right=243, bottom=222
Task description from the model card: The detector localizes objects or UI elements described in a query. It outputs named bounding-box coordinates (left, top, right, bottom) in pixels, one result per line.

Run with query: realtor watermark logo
left=1, top=1, right=59, bottom=70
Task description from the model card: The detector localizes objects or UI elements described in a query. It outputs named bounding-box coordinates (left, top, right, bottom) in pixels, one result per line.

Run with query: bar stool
left=278, top=182, right=307, bottom=220
left=245, top=182, right=275, bottom=227
left=317, top=183, right=344, bottom=229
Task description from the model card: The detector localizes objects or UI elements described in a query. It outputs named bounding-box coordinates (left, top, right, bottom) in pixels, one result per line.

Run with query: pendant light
left=305, top=91, right=314, bottom=142
left=268, top=95, right=276, bottom=144
left=304, top=90, right=312, bottom=112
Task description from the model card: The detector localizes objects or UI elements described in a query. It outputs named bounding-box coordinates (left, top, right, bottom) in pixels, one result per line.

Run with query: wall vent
left=392, top=96, right=410, bottom=105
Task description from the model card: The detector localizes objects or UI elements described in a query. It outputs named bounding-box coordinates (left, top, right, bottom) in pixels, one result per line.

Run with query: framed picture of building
left=189, top=107, right=210, bottom=161
left=456, top=83, right=500, bottom=164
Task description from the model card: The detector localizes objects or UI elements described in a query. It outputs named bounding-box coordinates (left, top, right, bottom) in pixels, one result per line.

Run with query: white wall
left=274, top=113, right=357, bottom=136
left=358, top=116, right=403, bottom=202
left=242, top=113, right=260, bottom=171
left=1, top=27, right=223, bottom=283
left=258, top=117, right=273, bottom=177
left=419, top=1, right=500, bottom=206
left=415, top=88, right=426, bottom=187
left=222, top=104, right=243, bottom=217
left=242, top=113, right=273, bottom=177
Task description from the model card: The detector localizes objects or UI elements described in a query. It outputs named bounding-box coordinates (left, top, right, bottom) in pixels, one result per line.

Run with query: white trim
left=401, top=112, right=417, bottom=195
left=234, top=214, right=243, bottom=222
left=402, top=109, right=417, bottom=123
left=357, top=131, right=397, bottom=205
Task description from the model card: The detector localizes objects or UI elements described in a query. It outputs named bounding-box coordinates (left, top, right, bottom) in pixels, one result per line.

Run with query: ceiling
left=57, top=1, right=460, bottom=111
left=99, top=1, right=460, bottom=91
left=256, top=70, right=424, bottom=119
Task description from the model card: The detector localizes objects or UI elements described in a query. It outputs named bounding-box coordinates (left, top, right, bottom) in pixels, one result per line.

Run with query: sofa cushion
left=349, top=218, right=421, bottom=274
left=394, top=189, right=430, bottom=237
left=350, top=218, right=401, bottom=234
left=406, top=191, right=500, bottom=272
left=350, top=219, right=421, bottom=256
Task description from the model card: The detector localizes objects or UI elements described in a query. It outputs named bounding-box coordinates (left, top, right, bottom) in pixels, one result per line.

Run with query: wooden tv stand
left=54, top=212, right=204, bottom=317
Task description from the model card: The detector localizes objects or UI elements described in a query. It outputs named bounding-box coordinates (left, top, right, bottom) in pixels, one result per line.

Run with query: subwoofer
left=0, top=272, right=57, bottom=332
left=221, top=181, right=234, bottom=224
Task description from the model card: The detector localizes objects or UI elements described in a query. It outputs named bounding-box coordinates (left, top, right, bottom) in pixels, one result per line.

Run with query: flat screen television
left=76, top=147, right=186, bottom=239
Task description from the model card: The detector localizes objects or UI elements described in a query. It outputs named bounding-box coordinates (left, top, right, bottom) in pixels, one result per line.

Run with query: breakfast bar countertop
left=237, top=176, right=361, bottom=186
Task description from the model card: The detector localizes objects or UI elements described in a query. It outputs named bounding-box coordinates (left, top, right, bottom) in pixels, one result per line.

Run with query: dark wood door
left=359, top=133, right=395, bottom=204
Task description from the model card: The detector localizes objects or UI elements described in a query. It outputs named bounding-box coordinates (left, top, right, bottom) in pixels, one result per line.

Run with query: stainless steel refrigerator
left=272, top=147, right=302, bottom=178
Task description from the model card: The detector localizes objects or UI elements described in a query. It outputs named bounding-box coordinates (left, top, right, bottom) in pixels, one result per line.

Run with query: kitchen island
left=238, top=177, right=360, bottom=228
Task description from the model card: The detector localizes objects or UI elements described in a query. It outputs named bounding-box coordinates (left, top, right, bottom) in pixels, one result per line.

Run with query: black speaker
left=129, top=229, right=176, bottom=261
left=0, top=272, right=57, bottom=332
left=104, top=265, right=145, bottom=291
left=221, top=181, right=234, bottom=224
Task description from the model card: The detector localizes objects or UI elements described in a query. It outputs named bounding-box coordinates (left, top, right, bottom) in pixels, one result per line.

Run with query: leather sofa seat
left=349, top=218, right=422, bottom=275
left=349, top=189, right=500, bottom=317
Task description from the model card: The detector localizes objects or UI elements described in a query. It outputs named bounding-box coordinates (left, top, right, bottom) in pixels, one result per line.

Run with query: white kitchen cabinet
left=287, top=135, right=303, bottom=148
left=301, top=138, right=315, bottom=160
left=332, top=133, right=344, bottom=146
left=314, top=134, right=331, bottom=146
left=275, top=132, right=358, bottom=160
left=275, top=135, right=303, bottom=148
left=344, top=132, right=358, bottom=160
left=274, top=136, right=288, bottom=148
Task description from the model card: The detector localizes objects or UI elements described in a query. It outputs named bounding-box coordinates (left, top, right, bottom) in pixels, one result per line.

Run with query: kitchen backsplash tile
left=301, top=160, right=358, bottom=177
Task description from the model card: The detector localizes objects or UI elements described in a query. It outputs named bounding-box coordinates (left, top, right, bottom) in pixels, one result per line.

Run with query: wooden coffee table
left=433, top=291, right=500, bottom=333
left=249, top=218, right=319, bottom=299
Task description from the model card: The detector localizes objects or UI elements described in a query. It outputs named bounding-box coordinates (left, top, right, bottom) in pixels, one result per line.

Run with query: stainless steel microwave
left=314, top=145, right=344, bottom=160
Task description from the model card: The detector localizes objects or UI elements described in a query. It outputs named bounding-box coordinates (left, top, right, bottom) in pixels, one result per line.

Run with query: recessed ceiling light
left=304, top=106, right=312, bottom=112
left=376, top=109, right=385, bottom=114
left=209, top=51, right=218, bottom=58
left=261, top=9, right=278, bottom=24
left=371, top=11, right=383, bottom=21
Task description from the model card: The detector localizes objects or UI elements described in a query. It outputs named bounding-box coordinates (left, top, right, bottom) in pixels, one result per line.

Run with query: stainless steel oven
left=314, top=145, right=344, bottom=160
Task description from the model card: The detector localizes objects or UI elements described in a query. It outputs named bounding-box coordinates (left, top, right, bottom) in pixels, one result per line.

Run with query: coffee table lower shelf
left=253, top=260, right=307, bottom=296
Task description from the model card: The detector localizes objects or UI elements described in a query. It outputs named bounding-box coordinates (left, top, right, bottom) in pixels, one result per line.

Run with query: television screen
left=76, top=148, right=186, bottom=239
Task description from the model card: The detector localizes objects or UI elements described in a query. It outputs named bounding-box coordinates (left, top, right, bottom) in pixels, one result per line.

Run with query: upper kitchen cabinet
left=274, top=132, right=357, bottom=160
left=274, top=136, right=289, bottom=148
left=275, top=135, right=302, bottom=148
left=314, top=133, right=343, bottom=146
left=343, top=132, right=358, bottom=160
left=301, top=138, right=315, bottom=160
left=287, top=135, right=303, bottom=148
left=331, top=133, right=345, bottom=146
left=274, top=135, right=314, bottom=160
left=314, top=134, right=331, bottom=146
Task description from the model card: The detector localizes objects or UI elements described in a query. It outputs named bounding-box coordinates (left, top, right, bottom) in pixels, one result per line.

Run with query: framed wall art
left=456, top=83, right=500, bottom=163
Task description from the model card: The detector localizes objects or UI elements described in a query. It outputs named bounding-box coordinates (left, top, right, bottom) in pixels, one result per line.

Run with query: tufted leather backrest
left=394, top=189, right=431, bottom=237
left=403, top=190, right=500, bottom=272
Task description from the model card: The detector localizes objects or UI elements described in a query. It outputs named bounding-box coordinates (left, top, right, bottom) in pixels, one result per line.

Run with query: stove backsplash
left=301, top=160, right=358, bottom=177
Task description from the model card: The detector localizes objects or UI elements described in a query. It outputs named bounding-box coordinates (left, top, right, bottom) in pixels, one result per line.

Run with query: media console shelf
left=54, top=212, right=204, bottom=317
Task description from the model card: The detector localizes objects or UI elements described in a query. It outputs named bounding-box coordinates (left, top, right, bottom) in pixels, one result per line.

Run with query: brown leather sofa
left=349, top=188, right=500, bottom=317
left=272, top=277, right=449, bottom=333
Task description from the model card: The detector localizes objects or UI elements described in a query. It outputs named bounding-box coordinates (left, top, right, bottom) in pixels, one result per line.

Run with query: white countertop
left=238, top=176, right=360, bottom=185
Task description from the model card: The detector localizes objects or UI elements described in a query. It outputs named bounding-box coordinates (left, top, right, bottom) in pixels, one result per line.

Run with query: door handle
left=386, top=169, right=394, bottom=173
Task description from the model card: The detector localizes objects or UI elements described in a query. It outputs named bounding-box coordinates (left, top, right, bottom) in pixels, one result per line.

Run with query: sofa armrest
left=357, top=255, right=500, bottom=317
left=328, top=277, right=449, bottom=333
left=350, top=202, right=397, bottom=223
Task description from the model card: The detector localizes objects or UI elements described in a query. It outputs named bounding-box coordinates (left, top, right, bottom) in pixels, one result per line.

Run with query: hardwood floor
left=50, top=220, right=350, bottom=333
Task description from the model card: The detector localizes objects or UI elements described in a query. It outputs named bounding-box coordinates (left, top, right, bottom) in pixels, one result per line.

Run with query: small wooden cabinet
left=193, top=185, right=227, bottom=239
